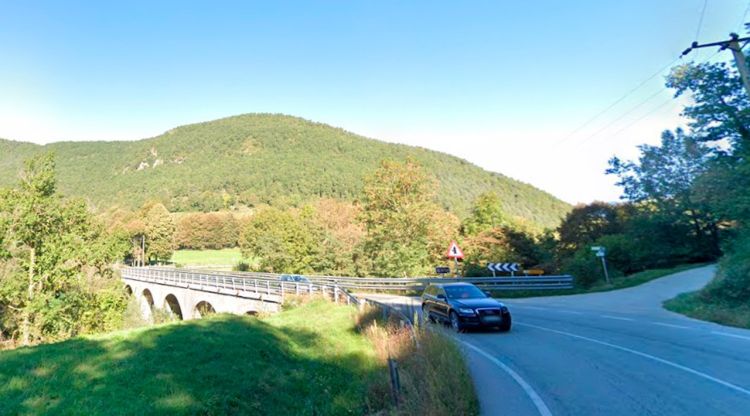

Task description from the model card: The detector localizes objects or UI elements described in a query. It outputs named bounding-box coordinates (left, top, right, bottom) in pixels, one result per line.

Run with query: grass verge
left=0, top=300, right=378, bottom=415
left=664, top=291, right=750, bottom=330
left=356, top=305, right=479, bottom=415
left=490, top=263, right=708, bottom=298
left=0, top=298, right=479, bottom=415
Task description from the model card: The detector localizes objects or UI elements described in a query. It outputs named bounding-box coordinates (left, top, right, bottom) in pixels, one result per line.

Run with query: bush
left=233, top=261, right=250, bottom=272
left=563, top=248, right=622, bottom=288
left=595, top=234, right=643, bottom=274
left=702, top=231, right=750, bottom=303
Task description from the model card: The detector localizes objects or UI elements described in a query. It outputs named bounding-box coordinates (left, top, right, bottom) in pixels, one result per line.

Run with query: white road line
left=557, top=310, right=583, bottom=315
left=514, top=306, right=550, bottom=311
left=459, top=339, right=553, bottom=416
left=600, top=315, right=634, bottom=321
left=518, top=322, right=750, bottom=398
left=652, top=322, right=690, bottom=330
left=712, top=331, right=750, bottom=341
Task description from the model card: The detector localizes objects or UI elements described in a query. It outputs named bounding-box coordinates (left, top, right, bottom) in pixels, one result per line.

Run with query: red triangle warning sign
left=445, top=241, right=464, bottom=259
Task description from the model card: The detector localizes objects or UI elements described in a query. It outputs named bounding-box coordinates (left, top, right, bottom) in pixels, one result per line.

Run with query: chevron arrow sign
left=487, top=263, right=520, bottom=273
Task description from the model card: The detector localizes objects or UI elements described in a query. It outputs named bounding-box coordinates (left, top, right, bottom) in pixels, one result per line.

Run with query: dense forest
left=0, top=114, right=570, bottom=231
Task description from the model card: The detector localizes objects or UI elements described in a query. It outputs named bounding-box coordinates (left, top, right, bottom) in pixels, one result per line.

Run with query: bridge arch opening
left=141, top=289, right=155, bottom=321
left=164, top=294, right=183, bottom=320
left=194, top=301, right=216, bottom=319
left=124, top=285, right=133, bottom=296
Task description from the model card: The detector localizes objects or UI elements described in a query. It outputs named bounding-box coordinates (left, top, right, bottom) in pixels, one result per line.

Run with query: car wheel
left=499, top=314, right=512, bottom=332
left=450, top=311, right=463, bottom=333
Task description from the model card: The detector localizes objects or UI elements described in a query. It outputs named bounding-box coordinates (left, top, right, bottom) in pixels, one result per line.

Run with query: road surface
left=361, top=265, right=750, bottom=416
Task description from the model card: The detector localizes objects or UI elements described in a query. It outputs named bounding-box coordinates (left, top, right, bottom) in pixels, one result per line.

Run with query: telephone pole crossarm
left=681, top=33, right=750, bottom=98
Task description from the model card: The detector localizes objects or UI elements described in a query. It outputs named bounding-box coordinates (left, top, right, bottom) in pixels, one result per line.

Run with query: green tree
left=143, top=203, right=175, bottom=263
left=0, top=154, right=126, bottom=345
left=461, top=192, right=507, bottom=236
left=607, top=129, right=720, bottom=258
left=556, top=202, right=622, bottom=257
left=667, top=57, right=750, bottom=147
left=358, top=159, right=441, bottom=277
left=240, top=206, right=339, bottom=274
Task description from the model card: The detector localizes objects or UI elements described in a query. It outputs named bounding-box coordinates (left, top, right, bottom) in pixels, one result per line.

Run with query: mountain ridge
left=0, top=113, right=570, bottom=229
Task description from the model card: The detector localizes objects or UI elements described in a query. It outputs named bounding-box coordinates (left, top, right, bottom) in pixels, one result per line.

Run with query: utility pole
left=682, top=33, right=750, bottom=97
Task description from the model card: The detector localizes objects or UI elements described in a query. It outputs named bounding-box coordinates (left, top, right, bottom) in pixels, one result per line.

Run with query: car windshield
left=444, top=285, right=486, bottom=299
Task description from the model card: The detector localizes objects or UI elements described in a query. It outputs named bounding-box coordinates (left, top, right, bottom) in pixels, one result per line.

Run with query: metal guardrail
left=139, top=266, right=574, bottom=292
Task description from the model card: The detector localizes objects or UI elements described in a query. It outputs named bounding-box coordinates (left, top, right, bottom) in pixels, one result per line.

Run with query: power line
left=574, top=88, right=666, bottom=146
left=571, top=50, right=721, bottom=147
left=737, top=1, right=750, bottom=32
left=695, top=0, right=709, bottom=41
left=608, top=97, right=678, bottom=139
left=552, top=57, right=681, bottom=147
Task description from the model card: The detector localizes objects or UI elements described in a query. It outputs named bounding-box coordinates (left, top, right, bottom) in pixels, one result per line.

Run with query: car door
left=435, top=287, right=450, bottom=319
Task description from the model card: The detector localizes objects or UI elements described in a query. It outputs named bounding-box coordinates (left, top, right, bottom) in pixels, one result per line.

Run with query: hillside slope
left=0, top=114, right=569, bottom=228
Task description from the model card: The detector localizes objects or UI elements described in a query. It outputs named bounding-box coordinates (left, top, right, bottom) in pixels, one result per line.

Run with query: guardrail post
left=266, top=281, right=270, bottom=296
left=309, top=283, right=313, bottom=295
left=254, top=279, right=258, bottom=293
left=281, top=282, right=285, bottom=303
left=334, top=286, right=339, bottom=304
left=295, top=283, right=299, bottom=295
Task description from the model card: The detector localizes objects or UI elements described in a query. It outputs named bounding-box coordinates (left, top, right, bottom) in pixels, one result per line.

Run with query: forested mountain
left=0, top=114, right=569, bottom=229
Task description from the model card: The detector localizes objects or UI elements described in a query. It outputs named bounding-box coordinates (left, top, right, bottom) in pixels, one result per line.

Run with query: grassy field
left=664, top=292, right=750, bottom=329
left=490, top=263, right=708, bottom=298
left=0, top=300, right=380, bottom=415
left=170, top=248, right=246, bottom=267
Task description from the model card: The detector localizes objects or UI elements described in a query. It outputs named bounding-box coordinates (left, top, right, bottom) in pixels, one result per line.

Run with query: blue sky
left=1, top=1, right=748, bottom=203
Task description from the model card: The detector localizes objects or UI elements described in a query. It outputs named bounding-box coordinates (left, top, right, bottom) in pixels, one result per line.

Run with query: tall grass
left=356, top=305, right=479, bottom=416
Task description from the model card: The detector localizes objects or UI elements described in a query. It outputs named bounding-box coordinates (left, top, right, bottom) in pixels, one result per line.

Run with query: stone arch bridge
left=121, top=267, right=353, bottom=321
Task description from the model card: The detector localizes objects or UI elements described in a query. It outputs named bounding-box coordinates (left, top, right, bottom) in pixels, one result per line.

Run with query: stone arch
left=164, top=294, right=183, bottom=320
left=124, top=285, right=133, bottom=296
left=193, top=301, right=216, bottom=319
left=141, top=289, right=155, bottom=321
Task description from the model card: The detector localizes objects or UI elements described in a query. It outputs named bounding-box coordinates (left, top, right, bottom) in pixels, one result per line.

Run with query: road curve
left=361, top=265, right=750, bottom=416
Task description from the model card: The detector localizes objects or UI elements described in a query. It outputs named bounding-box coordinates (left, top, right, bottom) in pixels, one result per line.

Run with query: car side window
left=437, top=288, right=447, bottom=299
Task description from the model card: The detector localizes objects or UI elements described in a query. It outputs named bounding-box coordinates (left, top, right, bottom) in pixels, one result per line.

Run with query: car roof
left=428, top=282, right=475, bottom=288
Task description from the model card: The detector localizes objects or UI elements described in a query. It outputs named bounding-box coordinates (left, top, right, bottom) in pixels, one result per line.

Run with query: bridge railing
left=139, top=266, right=574, bottom=292
left=122, top=267, right=360, bottom=305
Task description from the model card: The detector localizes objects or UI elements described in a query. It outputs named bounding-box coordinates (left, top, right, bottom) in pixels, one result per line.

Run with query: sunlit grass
left=0, top=300, right=379, bottom=415
left=170, top=248, right=248, bottom=267
left=664, top=291, right=750, bottom=329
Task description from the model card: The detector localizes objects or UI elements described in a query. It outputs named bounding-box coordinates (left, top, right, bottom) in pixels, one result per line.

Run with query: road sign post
left=591, top=246, right=610, bottom=284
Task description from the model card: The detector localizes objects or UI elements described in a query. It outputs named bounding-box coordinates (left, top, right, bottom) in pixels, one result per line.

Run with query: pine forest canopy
left=0, top=114, right=570, bottom=230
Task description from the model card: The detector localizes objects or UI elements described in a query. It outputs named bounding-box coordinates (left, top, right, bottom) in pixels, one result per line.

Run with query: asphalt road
left=360, top=265, right=750, bottom=416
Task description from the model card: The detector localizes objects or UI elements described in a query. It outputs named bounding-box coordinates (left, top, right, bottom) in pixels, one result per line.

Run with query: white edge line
left=712, top=331, right=750, bottom=341
left=652, top=322, right=690, bottom=329
left=518, top=322, right=750, bottom=398
left=600, top=315, right=634, bottom=321
left=557, top=310, right=584, bottom=315
left=459, top=339, right=553, bottom=416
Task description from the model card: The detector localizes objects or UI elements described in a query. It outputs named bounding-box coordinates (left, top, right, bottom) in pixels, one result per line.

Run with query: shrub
left=702, top=231, right=750, bottom=303
left=233, top=261, right=250, bottom=272
left=563, top=248, right=622, bottom=288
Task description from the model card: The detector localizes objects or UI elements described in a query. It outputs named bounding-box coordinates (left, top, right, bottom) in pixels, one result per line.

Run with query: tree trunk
left=21, top=247, right=35, bottom=346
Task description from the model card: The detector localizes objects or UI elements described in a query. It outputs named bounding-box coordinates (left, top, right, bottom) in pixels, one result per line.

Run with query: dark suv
left=421, top=282, right=511, bottom=332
